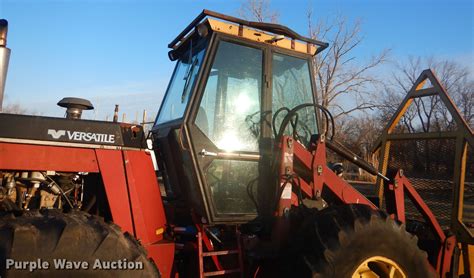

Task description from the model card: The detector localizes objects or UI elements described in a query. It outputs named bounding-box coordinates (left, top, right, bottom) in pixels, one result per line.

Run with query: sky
left=0, top=0, right=472, bottom=121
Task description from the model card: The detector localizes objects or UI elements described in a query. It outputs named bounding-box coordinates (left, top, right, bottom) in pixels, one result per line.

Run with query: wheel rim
left=352, top=256, right=406, bottom=278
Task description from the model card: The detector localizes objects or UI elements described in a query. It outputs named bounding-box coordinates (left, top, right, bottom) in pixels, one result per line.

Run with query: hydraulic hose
left=276, top=103, right=389, bottom=182
left=325, top=139, right=389, bottom=181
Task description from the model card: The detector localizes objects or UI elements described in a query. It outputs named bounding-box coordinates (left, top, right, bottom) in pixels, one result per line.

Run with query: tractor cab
left=152, top=10, right=328, bottom=224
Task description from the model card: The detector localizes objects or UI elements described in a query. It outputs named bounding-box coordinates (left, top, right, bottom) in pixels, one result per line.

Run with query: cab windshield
left=196, top=41, right=263, bottom=153
left=193, top=40, right=318, bottom=216
left=272, top=52, right=318, bottom=145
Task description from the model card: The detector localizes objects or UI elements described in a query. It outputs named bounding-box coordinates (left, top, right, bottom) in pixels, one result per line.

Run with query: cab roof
left=169, top=9, right=328, bottom=56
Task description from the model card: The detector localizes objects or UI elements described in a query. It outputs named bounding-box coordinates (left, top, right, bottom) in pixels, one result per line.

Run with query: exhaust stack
left=57, top=97, right=94, bottom=119
left=0, top=19, right=11, bottom=111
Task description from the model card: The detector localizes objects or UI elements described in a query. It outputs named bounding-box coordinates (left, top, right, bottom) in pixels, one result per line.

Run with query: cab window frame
left=153, top=36, right=211, bottom=128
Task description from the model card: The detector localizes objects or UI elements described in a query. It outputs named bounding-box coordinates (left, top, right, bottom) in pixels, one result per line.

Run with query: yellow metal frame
left=372, top=69, right=474, bottom=275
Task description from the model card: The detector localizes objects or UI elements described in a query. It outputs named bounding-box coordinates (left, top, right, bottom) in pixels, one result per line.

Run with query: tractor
left=0, top=10, right=472, bottom=277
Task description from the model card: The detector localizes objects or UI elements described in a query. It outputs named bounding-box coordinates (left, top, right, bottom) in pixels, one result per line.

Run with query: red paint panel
left=305, top=139, right=376, bottom=209
left=311, top=138, right=327, bottom=194
left=324, top=167, right=376, bottom=208
left=123, top=150, right=167, bottom=245
left=95, top=149, right=134, bottom=235
left=393, top=183, right=406, bottom=223
left=147, top=241, right=175, bottom=278
left=297, top=177, right=313, bottom=197
left=278, top=137, right=293, bottom=216
left=293, top=141, right=313, bottom=169
left=0, top=142, right=99, bottom=172
left=291, top=192, right=298, bottom=206
left=290, top=138, right=376, bottom=209
left=400, top=174, right=446, bottom=242
left=440, top=235, right=456, bottom=277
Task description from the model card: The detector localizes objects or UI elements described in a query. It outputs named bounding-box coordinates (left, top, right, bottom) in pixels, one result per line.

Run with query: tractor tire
left=294, top=204, right=436, bottom=278
left=0, top=210, right=160, bottom=278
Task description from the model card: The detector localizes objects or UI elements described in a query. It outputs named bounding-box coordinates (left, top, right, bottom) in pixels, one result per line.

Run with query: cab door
left=188, top=37, right=265, bottom=222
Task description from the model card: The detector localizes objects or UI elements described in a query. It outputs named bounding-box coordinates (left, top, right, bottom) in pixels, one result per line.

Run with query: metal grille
left=371, top=69, right=473, bottom=242
left=462, top=144, right=474, bottom=234
left=386, top=139, right=456, bottom=229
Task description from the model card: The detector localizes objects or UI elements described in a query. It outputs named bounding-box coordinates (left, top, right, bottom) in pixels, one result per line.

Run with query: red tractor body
left=0, top=10, right=472, bottom=278
left=0, top=115, right=175, bottom=275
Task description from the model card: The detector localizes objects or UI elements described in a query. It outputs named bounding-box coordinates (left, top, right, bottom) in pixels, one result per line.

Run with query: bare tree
left=239, top=0, right=279, bottom=23
left=335, top=114, right=381, bottom=180
left=378, top=56, right=473, bottom=132
left=2, top=103, right=29, bottom=114
left=307, top=9, right=390, bottom=120
left=338, top=115, right=380, bottom=156
left=238, top=1, right=389, bottom=122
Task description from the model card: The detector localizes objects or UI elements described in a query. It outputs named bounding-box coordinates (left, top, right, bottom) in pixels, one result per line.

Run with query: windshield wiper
left=181, top=40, right=196, bottom=103
left=181, top=58, right=198, bottom=103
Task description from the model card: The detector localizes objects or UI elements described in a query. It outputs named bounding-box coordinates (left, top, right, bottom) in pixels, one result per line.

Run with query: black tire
left=294, top=204, right=436, bottom=278
left=0, top=210, right=160, bottom=277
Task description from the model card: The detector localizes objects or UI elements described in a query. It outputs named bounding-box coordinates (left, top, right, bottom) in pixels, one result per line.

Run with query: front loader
left=0, top=10, right=471, bottom=277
